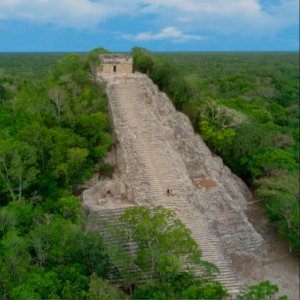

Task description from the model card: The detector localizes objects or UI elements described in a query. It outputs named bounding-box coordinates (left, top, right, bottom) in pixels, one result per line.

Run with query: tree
left=131, top=46, right=152, bottom=58
left=54, top=147, right=89, bottom=184
left=256, top=86, right=275, bottom=98
left=60, top=280, right=87, bottom=299
left=168, top=71, right=193, bottom=110
left=132, top=280, right=174, bottom=299
left=10, top=271, right=61, bottom=300
left=17, top=122, right=52, bottom=172
left=29, top=215, right=54, bottom=268
left=78, top=210, right=102, bottom=235
left=87, top=52, right=102, bottom=84
left=46, top=128, right=91, bottom=185
left=0, top=85, right=8, bottom=104
left=29, top=217, right=79, bottom=268
left=286, top=207, right=300, bottom=251
left=105, top=206, right=219, bottom=286
left=0, top=139, right=39, bottom=201
left=137, top=56, right=154, bottom=76
left=274, top=133, right=295, bottom=149
left=255, top=171, right=299, bottom=252
left=150, top=58, right=172, bottom=92
left=132, top=273, right=229, bottom=300
left=90, top=47, right=111, bottom=55
left=236, top=280, right=287, bottom=299
left=255, top=171, right=299, bottom=199
left=182, top=281, right=229, bottom=300
left=199, top=101, right=247, bottom=132
left=0, top=207, right=17, bottom=236
left=1, top=232, right=30, bottom=278
left=277, top=203, right=299, bottom=252
left=71, top=230, right=109, bottom=277
left=87, top=273, right=126, bottom=300
left=252, top=108, right=273, bottom=123
left=199, top=121, right=236, bottom=154
left=0, top=261, right=15, bottom=300
left=267, top=194, right=298, bottom=232
left=245, top=148, right=298, bottom=178
left=48, top=85, right=68, bottom=121
left=76, top=112, right=112, bottom=147
left=53, top=53, right=90, bottom=87
left=55, top=196, right=83, bottom=223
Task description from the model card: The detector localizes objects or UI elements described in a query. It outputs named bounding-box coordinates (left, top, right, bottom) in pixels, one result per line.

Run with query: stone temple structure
left=98, top=54, right=133, bottom=74
left=83, top=72, right=264, bottom=294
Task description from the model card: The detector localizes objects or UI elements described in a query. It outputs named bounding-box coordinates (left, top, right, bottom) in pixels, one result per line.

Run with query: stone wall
left=100, top=63, right=132, bottom=74
left=98, top=54, right=133, bottom=74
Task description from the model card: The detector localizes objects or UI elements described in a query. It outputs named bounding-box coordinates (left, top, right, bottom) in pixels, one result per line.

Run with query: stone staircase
left=83, top=73, right=264, bottom=294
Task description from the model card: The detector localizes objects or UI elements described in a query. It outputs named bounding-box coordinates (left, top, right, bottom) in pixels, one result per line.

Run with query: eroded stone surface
left=83, top=73, right=263, bottom=294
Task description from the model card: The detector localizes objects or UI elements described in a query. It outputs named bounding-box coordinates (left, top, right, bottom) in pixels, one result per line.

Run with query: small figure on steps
left=167, top=188, right=170, bottom=196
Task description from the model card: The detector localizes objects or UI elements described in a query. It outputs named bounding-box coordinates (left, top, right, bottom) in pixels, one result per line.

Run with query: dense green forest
left=0, top=53, right=78, bottom=78
left=0, top=49, right=295, bottom=299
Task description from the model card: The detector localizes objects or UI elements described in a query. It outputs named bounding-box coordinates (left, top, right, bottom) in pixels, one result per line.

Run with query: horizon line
left=0, top=50, right=299, bottom=54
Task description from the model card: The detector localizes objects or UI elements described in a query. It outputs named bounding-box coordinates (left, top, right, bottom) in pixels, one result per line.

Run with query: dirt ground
left=231, top=202, right=299, bottom=299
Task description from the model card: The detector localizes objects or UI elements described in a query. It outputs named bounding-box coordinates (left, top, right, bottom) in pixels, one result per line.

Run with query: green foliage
left=60, top=280, right=87, bottom=300
left=199, top=121, right=236, bottom=154
left=132, top=275, right=229, bottom=300
left=0, top=85, right=9, bottom=101
left=252, top=108, right=273, bottom=123
left=236, top=280, right=287, bottom=299
left=255, top=171, right=299, bottom=252
left=132, top=280, right=174, bottom=299
left=53, top=54, right=90, bottom=85
left=0, top=139, right=39, bottom=201
left=136, top=56, right=154, bottom=75
left=149, top=57, right=173, bottom=91
left=103, top=206, right=219, bottom=290
left=0, top=199, right=111, bottom=299
left=0, top=50, right=112, bottom=203
left=71, top=230, right=110, bottom=278
left=87, top=273, right=127, bottom=299
left=10, top=271, right=61, bottom=300
left=131, top=46, right=152, bottom=57
left=0, top=53, right=68, bottom=77
left=0, top=206, right=17, bottom=236
left=122, top=207, right=229, bottom=300
left=48, top=196, right=83, bottom=223
left=243, top=148, right=299, bottom=178
left=0, top=49, right=115, bottom=300
left=182, top=281, right=230, bottom=300
left=89, top=47, right=111, bottom=55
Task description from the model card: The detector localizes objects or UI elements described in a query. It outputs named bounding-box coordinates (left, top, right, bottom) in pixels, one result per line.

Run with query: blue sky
left=0, top=0, right=299, bottom=52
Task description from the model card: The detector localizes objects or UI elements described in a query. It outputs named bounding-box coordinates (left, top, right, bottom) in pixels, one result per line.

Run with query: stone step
left=93, top=75, right=263, bottom=294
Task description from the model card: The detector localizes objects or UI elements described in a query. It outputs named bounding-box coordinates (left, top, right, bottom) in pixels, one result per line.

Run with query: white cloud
left=0, top=0, right=129, bottom=27
left=122, top=27, right=205, bottom=42
left=0, top=0, right=298, bottom=38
